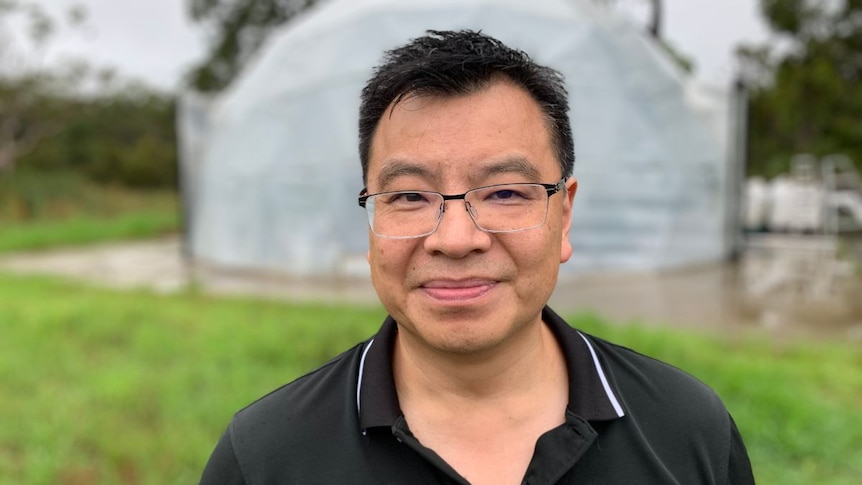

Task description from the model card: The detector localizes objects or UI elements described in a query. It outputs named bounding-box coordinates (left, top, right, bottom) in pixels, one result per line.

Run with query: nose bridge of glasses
left=439, top=192, right=481, bottom=226
left=442, top=191, right=471, bottom=208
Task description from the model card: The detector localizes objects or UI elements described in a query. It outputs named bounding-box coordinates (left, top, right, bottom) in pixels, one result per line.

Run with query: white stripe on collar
left=355, top=334, right=625, bottom=420
left=356, top=338, right=375, bottom=415
left=577, top=332, right=626, bottom=418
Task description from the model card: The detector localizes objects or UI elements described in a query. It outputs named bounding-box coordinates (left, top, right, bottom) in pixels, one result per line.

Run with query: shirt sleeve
left=199, top=426, right=247, bottom=485
left=726, top=415, right=756, bottom=485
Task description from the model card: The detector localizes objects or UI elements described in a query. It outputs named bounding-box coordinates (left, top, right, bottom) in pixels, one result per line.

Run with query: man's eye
left=488, top=189, right=527, bottom=200
left=385, top=192, right=429, bottom=204
left=492, top=190, right=517, bottom=199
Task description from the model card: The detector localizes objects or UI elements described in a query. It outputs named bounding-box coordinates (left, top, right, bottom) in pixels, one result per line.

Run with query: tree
left=0, top=75, right=80, bottom=173
left=186, top=0, right=323, bottom=92
left=20, top=85, right=179, bottom=189
left=738, top=0, right=862, bottom=176
left=0, top=0, right=93, bottom=173
left=1, top=1, right=178, bottom=188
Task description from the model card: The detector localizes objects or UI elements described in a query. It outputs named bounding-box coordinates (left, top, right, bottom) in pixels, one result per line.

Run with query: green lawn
left=0, top=171, right=180, bottom=253
left=0, top=210, right=179, bottom=253
left=0, top=272, right=859, bottom=484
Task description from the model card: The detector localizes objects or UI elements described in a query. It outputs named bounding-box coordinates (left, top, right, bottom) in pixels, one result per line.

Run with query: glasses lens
left=367, top=191, right=442, bottom=238
left=363, top=183, right=553, bottom=238
left=466, top=184, right=549, bottom=233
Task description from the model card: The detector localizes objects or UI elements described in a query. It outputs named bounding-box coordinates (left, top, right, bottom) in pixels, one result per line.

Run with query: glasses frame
left=358, top=177, right=567, bottom=239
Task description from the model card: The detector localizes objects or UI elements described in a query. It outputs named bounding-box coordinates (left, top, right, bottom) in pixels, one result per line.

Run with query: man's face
left=365, top=80, right=577, bottom=357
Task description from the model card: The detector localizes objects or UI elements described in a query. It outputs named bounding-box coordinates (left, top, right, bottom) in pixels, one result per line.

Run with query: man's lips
left=419, top=279, right=498, bottom=301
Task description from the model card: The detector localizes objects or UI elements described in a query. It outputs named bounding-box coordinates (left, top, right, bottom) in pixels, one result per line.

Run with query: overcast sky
left=11, top=0, right=772, bottom=91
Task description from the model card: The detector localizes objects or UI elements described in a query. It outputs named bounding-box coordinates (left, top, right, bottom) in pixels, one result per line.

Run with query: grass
left=0, top=170, right=179, bottom=253
left=0, top=273, right=859, bottom=484
left=0, top=273, right=385, bottom=484
left=0, top=210, right=179, bottom=253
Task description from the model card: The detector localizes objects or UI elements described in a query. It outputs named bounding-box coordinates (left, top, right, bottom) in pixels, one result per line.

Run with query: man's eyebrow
left=374, top=160, right=438, bottom=190
left=374, top=157, right=544, bottom=189
left=475, top=157, right=542, bottom=182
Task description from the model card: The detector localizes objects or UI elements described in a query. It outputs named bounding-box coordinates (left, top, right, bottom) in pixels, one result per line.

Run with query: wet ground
left=1, top=235, right=860, bottom=341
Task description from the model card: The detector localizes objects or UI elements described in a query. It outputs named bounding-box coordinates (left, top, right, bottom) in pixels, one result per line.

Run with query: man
left=200, top=30, right=754, bottom=484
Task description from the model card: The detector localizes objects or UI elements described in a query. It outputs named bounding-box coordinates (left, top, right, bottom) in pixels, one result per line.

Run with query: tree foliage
left=0, top=1, right=104, bottom=174
left=186, top=0, right=323, bottom=92
left=0, top=1, right=177, bottom=189
left=740, top=0, right=862, bottom=177
left=0, top=73, right=73, bottom=172
left=19, top=87, right=178, bottom=189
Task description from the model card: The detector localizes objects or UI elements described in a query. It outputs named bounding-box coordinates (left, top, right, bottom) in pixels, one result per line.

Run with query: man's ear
left=560, top=177, right=578, bottom=264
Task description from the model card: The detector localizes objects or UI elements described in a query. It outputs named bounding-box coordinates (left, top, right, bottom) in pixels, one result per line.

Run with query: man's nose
left=422, top=199, right=491, bottom=257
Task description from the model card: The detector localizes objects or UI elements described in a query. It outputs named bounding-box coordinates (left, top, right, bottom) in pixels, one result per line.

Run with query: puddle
left=551, top=233, right=862, bottom=341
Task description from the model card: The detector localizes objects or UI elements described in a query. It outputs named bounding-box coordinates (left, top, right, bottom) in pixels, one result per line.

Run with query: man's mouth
left=420, top=279, right=497, bottom=301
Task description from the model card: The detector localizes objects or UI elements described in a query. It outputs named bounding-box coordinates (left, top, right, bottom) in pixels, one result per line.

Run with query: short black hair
left=358, top=30, right=574, bottom=183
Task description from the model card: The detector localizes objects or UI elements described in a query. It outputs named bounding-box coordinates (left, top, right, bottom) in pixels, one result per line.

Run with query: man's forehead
left=371, top=156, right=544, bottom=190
left=365, top=80, right=557, bottom=188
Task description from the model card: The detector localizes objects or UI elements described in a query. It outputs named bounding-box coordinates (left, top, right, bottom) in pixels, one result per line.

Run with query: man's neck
left=392, top=317, right=567, bottom=415
left=391, top=318, right=569, bottom=485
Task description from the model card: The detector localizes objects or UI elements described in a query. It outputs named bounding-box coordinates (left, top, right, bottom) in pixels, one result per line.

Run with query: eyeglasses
left=358, top=178, right=566, bottom=239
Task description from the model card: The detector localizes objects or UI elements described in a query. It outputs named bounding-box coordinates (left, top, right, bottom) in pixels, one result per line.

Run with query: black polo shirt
left=200, top=307, right=754, bottom=484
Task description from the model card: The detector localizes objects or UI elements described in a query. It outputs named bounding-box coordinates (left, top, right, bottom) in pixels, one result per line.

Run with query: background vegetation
left=0, top=1, right=177, bottom=190
left=0, top=170, right=178, bottom=253
left=0, top=273, right=859, bottom=484
left=0, top=2, right=180, bottom=252
left=738, top=0, right=862, bottom=177
left=16, top=89, right=178, bottom=190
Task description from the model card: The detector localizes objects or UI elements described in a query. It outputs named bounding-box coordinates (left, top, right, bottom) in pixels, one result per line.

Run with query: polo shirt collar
left=357, top=306, right=625, bottom=431
left=356, top=315, right=401, bottom=430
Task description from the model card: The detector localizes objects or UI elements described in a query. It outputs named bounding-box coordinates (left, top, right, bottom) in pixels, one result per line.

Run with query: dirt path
left=2, top=236, right=860, bottom=341
left=0, top=238, right=190, bottom=293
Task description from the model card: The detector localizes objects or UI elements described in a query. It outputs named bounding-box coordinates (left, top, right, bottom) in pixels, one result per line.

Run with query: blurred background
left=0, top=0, right=860, bottom=483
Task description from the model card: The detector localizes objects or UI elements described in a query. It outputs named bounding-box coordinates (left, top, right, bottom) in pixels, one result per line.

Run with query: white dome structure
left=178, top=0, right=740, bottom=278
